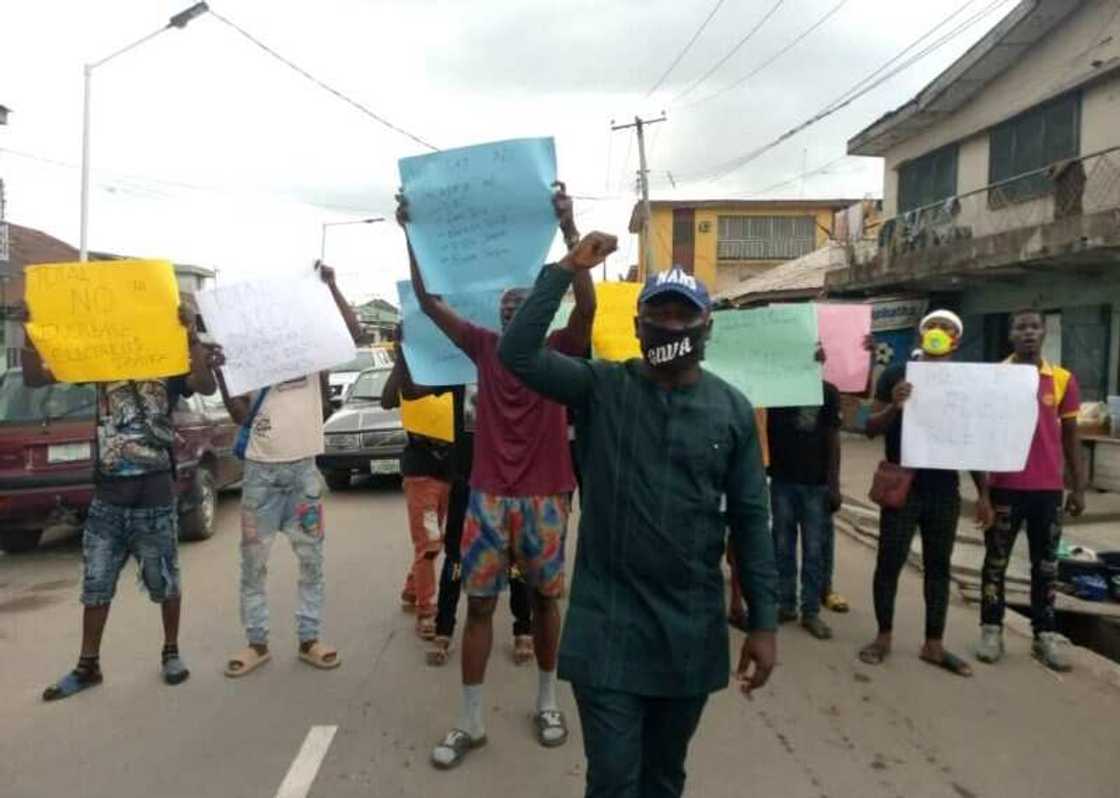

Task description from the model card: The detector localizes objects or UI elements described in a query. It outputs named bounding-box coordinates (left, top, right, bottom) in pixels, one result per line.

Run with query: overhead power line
left=645, top=0, right=727, bottom=98
left=671, top=0, right=784, bottom=105
left=689, top=0, right=1014, bottom=183
left=207, top=9, right=439, bottom=152
left=683, top=0, right=853, bottom=110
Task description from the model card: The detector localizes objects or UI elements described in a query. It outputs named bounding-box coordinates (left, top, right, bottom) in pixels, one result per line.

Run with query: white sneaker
left=975, top=624, right=1004, bottom=664
left=1033, top=632, right=1073, bottom=672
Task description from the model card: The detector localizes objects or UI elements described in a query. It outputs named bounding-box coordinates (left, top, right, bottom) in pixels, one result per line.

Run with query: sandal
left=823, top=592, right=850, bottom=613
left=920, top=650, right=973, bottom=678
left=426, top=636, right=453, bottom=667
left=431, top=728, right=487, bottom=770
left=225, top=647, right=271, bottom=678
left=401, top=590, right=417, bottom=612
left=417, top=616, right=436, bottom=641
left=535, top=709, right=569, bottom=748
left=43, top=668, right=103, bottom=702
left=858, top=641, right=890, bottom=665
left=513, top=635, right=535, bottom=666
left=298, top=641, right=341, bottom=670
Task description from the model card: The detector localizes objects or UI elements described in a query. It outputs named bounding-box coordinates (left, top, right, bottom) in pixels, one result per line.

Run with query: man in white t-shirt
left=216, top=264, right=363, bottom=677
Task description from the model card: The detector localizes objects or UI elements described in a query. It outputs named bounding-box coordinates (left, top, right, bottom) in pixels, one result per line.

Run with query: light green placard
left=704, top=304, right=823, bottom=407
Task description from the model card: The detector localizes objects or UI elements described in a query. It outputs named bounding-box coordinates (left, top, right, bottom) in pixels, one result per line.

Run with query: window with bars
left=988, top=91, right=1080, bottom=207
left=898, top=144, right=959, bottom=214
left=716, top=215, right=816, bottom=260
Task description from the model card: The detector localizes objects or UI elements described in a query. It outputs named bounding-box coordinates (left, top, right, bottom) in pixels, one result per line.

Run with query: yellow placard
left=400, top=392, right=454, bottom=443
left=25, top=259, right=189, bottom=382
left=591, top=282, right=642, bottom=362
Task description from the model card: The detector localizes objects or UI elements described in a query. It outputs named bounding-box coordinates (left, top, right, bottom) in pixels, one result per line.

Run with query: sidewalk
left=836, top=433, right=1120, bottom=685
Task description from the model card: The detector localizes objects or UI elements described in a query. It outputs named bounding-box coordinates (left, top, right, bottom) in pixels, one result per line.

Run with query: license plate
left=48, top=442, right=92, bottom=464
left=370, top=459, right=399, bottom=475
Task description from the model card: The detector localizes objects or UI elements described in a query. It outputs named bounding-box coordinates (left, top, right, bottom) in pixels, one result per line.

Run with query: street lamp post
left=320, top=217, right=385, bottom=261
left=79, top=2, right=209, bottom=261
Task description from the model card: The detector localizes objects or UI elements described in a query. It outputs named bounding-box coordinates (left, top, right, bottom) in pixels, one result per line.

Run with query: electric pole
left=612, top=113, right=666, bottom=280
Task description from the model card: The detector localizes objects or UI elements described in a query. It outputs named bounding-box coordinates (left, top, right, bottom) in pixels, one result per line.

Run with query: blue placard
left=397, top=280, right=502, bottom=386
left=399, top=137, right=558, bottom=294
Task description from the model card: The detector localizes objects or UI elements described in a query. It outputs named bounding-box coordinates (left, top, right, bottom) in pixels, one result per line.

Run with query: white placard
left=196, top=271, right=357, bottom=397
left=901, top=362, right=1039, bottom=472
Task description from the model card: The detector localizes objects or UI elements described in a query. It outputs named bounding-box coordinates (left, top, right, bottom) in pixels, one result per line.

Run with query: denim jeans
left=240, top=458, right=325, bottom=645
left=81, top=499, right=181, bottom=607
left=770, top=481, right=829, bottom=618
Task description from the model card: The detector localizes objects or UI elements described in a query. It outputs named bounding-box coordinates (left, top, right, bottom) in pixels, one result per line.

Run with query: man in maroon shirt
left=398, top=187, right=594, bottom=769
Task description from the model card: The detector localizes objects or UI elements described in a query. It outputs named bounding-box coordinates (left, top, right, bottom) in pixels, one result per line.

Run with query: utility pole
left=612, top=113, right=666, bottom=280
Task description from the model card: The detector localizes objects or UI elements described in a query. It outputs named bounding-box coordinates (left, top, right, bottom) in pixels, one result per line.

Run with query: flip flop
left=921, top=650, right=973, bottom=678
left=858, top=641, right=890, bottom=665
left=426, top=636, right=453, bottom=667
left=225, top=647, right=271, bottom=678
left=432, top=728, right=487, bottom=770
left=535, top=710, right=569, bottom=748
left=513, top=635, right=535, bottom=666
left=43, top=669, right=103, bottom=702
left=162, top=654, right=191, bottom=686
left=299, top=641, right=341, bottom=670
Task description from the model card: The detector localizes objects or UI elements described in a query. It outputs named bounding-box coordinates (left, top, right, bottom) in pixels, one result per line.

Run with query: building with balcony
left=630, top=198, right=859, bottom=295
left=828, top=0, right=1120, bottom=402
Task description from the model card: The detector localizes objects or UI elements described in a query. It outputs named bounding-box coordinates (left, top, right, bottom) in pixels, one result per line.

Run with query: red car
left=0, top=370, right=243, bottom=553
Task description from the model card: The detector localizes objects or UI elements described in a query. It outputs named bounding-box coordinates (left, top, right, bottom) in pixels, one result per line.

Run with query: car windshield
left=0, top=371, right=96, bottom=425
left=334, top=351, right=376, bottom=373
left=347, top=369, right=390, bottom=403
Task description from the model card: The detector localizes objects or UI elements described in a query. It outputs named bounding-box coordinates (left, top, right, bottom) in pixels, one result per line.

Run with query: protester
left=18, top=302, right=222, bottom=700
left=767, top=365, right=844, bottom=640
left=976, top=308, right=1086, bottom=672
left=381, top=335, right=454, bottom=642
left=399, top=185, right=591, bottom=767
left=860, top=310, right=994, bottom=678
left=219, top=263, right=361, bottom=678
left=501, top=255, right=779, bottom=798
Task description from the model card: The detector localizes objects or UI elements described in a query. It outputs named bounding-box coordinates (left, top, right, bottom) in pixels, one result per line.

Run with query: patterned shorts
left=82, top=499, right=180, bottom=607
left=461, top=492, right=570, bottom=598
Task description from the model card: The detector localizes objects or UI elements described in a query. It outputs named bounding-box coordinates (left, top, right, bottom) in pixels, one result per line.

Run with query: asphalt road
left=2, top=478, right=1119, bottom=798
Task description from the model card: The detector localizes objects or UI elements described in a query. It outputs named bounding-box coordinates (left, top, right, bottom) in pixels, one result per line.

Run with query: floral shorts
left=461, top=492, right=569, bottom=598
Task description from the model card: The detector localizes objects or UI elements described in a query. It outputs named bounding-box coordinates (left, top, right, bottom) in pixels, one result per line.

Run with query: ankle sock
left=537, top=669, right=558, bottom=713
left=161, top=644, right=179, bottom=664
left=457, top=684, right=485, bottom=739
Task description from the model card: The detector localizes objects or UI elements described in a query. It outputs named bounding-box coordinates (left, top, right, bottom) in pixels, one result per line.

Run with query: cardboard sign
left=400, top=137, right=557, bottom=294
left=397, top=281, right=502, bottom=386
left=196, top=271, right=356, bottom=396
left=25, top=259, right=188, bottom=382
left=592, top=282, right=642, bottom=362
left=816, top=303, right=872, bottom=392
left=400, top=393, right=454, bottom=442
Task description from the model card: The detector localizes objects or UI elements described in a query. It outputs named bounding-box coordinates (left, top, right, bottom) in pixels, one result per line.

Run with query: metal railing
left=860, top=145, right=1120, bottom=267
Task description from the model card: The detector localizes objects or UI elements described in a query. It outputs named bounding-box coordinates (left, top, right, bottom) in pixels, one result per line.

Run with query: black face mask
left=639, top=321, right=707, bottom=371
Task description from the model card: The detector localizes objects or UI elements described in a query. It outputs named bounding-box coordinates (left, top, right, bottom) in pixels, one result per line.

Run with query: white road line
left=275, top=725, right=338, bottom=798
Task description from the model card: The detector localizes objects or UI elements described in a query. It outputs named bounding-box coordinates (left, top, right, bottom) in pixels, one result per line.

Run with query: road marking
left=275, top=725, right=338, bottom=798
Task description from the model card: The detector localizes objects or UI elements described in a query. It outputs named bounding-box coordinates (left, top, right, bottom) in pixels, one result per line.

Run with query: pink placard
left=817, top=303, right=872, bottom=392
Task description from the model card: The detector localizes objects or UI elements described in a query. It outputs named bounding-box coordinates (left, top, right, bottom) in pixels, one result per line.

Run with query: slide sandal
left=43, top=669, right=103, bottom=702
left=921, top=650, right=973, bottom=678
left=299, top=641, right=341, bottom=670
left=225, top=647, right=271, bottom=678
left=858, top=641, right=890, bottom=666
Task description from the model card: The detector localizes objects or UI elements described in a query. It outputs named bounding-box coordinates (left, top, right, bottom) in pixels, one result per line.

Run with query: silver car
left=316, top=367, right=406, bottom=490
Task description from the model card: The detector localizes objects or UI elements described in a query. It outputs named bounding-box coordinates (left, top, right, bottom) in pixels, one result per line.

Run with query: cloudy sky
left=0, top=0, right=1019, bottom=304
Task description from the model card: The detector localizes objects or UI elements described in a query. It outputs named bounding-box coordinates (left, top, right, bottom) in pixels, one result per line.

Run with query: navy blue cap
left=639, top=266, right=711, bottom=311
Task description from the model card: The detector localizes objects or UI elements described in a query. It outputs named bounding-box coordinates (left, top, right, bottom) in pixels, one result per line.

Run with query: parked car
left=317, top=367, right=406, bottom=490
left=328, top=348, right=394, bottom=409
left=0, top=370, right=243, bottom=553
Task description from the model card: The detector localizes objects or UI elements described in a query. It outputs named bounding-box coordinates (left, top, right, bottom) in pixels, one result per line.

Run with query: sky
left=0, top=0, right=1021, bottom=306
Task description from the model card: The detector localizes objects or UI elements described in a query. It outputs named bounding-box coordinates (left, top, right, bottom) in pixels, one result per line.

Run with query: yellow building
left=629, top=199, right=860, bottom=295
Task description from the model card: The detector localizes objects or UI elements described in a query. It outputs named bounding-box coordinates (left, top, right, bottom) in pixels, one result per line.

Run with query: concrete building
left=630, top=198, right=859, bottom=295
left=353, top=297, right=399, bottom=343
left=828, top=0, right=1120, bottom=406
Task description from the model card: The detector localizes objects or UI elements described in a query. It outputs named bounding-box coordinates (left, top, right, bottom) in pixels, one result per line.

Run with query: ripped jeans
left=240, top=458, right=325, bottom=645
left=981, top=489, right=1063, bottom=635
left=81, top=499, right=181, bottom=606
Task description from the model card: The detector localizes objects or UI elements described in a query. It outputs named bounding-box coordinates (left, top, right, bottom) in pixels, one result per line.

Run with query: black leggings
left=434, top=479, right=532, bottom=639
left=873, top=487, right=960, bottom=640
